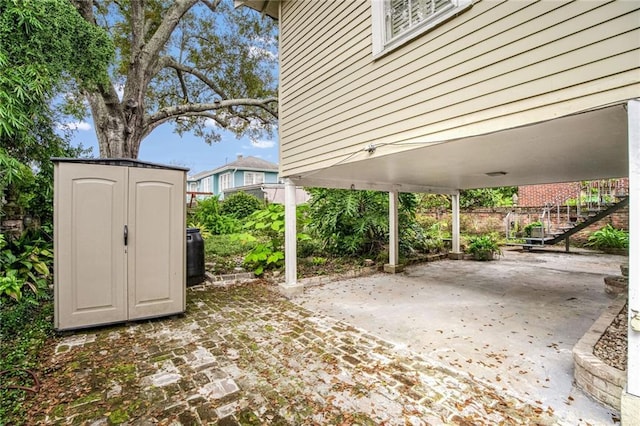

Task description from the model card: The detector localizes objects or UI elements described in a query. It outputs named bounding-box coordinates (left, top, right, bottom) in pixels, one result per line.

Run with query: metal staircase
left=505, top=179, right=628, bottom=251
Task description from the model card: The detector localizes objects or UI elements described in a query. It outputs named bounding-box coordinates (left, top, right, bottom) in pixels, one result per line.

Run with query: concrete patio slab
left=295, top=248, right=627, bottom=425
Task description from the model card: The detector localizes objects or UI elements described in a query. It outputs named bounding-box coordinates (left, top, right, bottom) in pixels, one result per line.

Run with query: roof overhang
left=234, top=0, right=279, bottom=19
left=288, top=104, right=629, bottom=193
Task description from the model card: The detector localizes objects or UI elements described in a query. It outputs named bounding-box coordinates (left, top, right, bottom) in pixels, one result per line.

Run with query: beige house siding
left=279, top=0, right=640, bottom=177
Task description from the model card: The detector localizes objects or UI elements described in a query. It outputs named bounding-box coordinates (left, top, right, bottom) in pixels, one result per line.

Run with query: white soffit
left=292, top=104, right=629, bottom=192
left=234, top=0, right=279, bottom=19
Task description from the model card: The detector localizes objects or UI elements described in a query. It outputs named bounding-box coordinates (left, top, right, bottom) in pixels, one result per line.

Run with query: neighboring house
left=187, top=155, right=279, bottom=200
left=238, top=0, right=640, bottom=418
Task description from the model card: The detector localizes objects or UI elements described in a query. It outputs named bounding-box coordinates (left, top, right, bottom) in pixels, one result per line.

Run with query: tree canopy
left=0, top=0, right=107, bottom=224
left=0, top=0, right=113, bottom=140
left=71, top=0, right=279, bottom=158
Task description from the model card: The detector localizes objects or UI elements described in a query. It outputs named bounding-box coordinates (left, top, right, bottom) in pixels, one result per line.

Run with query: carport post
left=281, top=179, right=303, bottom=297
left=449, top=192, right=463, bottom=259
left=622, top=98, right=640, bottom=421
left=384, top=191, right=402, bottom=273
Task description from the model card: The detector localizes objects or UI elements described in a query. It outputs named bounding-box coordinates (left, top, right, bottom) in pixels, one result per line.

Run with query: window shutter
left=385, top=0, right=453, bottom=42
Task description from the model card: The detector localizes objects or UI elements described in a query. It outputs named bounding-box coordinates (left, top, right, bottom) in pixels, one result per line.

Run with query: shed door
left=55, top=164, right=127, bottom=330
left=127, top=168, right=185, bottom=320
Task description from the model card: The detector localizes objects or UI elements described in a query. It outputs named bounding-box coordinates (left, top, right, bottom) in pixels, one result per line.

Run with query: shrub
left=220, top=192, right=263, bottom=219
left=587, top=224, right=628, bottom=250
left=466, top=234, right=502, bottom=261
left=192, top=196, right=241, bottom=235
left=240, top=204, right=310, bottom=275
left=0, top=230, right=53, bottom=303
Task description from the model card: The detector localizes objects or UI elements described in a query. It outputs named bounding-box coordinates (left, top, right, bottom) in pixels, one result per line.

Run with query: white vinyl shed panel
left=54, top=159, right=186, bottom=331
left=54, top=164, right=127, bottom=330
left=127, top=167, right=185, bottom=320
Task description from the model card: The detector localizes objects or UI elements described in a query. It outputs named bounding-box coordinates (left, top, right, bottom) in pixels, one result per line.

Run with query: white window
left=372, top=0, right=471, bottom=57
left=244, top=172, right=265, bottom=186
left=219, top=173, right=232, bottom=191
left=202, top=177, right=211, bottom=193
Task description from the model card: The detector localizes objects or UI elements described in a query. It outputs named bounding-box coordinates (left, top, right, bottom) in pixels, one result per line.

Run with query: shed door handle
left=124, top=225, right=128, bottom=246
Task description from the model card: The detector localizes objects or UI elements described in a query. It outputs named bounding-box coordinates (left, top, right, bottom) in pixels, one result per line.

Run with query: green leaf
left=33, top=261, right=49, bottom=276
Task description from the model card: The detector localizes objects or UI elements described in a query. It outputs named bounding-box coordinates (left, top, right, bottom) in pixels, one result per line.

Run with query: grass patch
left=204, top=234, right=254, bottom=257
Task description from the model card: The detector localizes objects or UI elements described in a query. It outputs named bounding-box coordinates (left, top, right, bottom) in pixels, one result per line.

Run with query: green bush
left=220, top=192, right=263, bottom=219
left=0, top=230, right=53, bottom=303
left=240, top=204, right=310, bottom=275
left=192, top=196, right=241, bottom=235
left=466, top=234, right=502, bottom=261
left=587, top=224, right=628, bottom=250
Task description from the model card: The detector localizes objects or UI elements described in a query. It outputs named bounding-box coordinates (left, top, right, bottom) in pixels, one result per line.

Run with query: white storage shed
left=53, top=158, right=187, bottom=330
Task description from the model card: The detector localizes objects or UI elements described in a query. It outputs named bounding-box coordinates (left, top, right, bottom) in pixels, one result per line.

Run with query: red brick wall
left=518, top=182, right=581, bottom=207
left=419, top=206, right=629, bottom=246
left=518, top=179, right=629, bottom=207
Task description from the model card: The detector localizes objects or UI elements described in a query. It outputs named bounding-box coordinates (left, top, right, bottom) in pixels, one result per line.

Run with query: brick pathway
left=28, top=282, right=556, bottom=425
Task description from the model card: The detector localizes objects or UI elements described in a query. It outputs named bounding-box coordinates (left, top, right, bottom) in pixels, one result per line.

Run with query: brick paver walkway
left=27, top=282, right=556, bottom=425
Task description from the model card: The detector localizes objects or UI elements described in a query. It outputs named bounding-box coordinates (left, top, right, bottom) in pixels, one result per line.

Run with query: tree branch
left=72, top=0, right=96, bottom=24
left=143, top=111, right=227, bottom=138
left=162, top=57, right=228, bottom=99
left=130, top=0, right=144, bottom=55
left=199, top=0, right=222, bottom=12
left=141, top=0, right=198, bottom=69
left=176, top=69, right=189, bottom=102
left=145, top=98, right=278, bottom=127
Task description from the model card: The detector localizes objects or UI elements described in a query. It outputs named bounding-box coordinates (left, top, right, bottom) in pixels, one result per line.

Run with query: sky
left=65, top=119, right=279, bottom=177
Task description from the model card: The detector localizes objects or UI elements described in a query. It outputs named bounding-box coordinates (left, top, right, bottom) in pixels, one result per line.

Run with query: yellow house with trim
left=237, top=0, right=640, bottom=421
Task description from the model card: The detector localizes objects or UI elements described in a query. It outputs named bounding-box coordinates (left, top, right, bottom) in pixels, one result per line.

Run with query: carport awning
left=289, top=104, right=628, bottom=193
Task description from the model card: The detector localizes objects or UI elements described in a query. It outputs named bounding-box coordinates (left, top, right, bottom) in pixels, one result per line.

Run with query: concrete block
left=448, top=252, right=465, bottom=260
left=278, top=283, right=304, bottom=298
left=621, top=390, right=640, bottom=426
left=383, top=264, right=404, bottom=274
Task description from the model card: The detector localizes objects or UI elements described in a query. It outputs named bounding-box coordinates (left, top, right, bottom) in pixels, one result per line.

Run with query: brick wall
left=518, top=182, right=581, bottom=207
left=420, top=206, right=629, bottom=246
left=518, top=179, right=629, bottom=208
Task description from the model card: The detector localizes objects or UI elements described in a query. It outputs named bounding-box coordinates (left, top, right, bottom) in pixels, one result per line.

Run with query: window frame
left=201, top=177, right=211, bottom=193
left=219, top=172, right=232, bottom=191
left=244, top=171, right=265, bottom=186
left=371, top=0, right=472, bottom=58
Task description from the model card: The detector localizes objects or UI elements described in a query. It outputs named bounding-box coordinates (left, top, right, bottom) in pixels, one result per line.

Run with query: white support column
left=280, top=179, right=303, bottom=297
left=449, top=192, right=463, bottom=259
left=622, top=99, right=640, bottom=422
left=384, top=191, right=402, bottom=273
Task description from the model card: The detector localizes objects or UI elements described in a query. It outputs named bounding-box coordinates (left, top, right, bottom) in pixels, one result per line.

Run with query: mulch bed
left=593, top=302, right=628, bottom=371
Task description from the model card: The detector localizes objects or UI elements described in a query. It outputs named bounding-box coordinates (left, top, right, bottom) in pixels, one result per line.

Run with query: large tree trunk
left=76, top=0, right=198, bottom=159
left=87, top=91, right=143, bottom=159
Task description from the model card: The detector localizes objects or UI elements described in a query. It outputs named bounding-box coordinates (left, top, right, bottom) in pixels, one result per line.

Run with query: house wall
left=279, top=0, right=640, bottom=177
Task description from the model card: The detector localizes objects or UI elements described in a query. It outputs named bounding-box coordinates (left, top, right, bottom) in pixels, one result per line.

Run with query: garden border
left=572, top=294, right=627, bottom=410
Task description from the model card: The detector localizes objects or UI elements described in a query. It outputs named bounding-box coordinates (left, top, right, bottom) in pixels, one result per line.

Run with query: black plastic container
left=186, top=228, right=205, bottom=286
